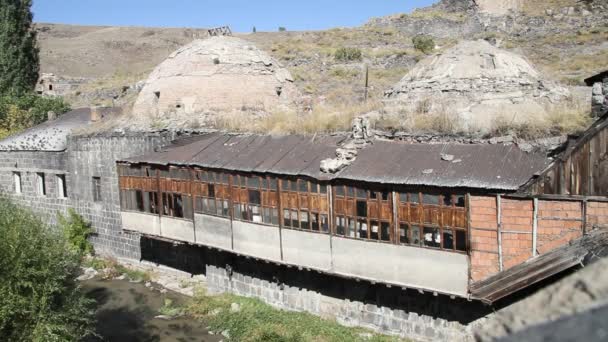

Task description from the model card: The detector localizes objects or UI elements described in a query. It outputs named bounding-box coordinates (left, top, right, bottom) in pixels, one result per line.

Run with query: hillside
left=34, top=0, right=607, bottom=136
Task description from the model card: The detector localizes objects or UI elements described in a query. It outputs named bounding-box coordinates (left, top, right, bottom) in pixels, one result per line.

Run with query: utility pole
left=364, top=64, right=369, bottom=103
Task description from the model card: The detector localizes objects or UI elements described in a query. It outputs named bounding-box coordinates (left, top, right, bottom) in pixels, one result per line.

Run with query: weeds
left=158, top=298, right=184, bottom=318
left=334, top=47, right=363, bottom=62
left=58, top=209, right=94, bottom=256
left=185, top=288, right=405, bottom=342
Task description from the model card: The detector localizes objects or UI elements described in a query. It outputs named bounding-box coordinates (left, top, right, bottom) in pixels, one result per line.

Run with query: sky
left=32, top=0, right=438, bottom=32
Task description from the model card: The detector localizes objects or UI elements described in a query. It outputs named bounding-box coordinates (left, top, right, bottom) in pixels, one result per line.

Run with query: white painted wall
left=160, top=217, right=195, bottom=243
left=121, top=211, right=160, bottom=236
left=331, top=237, right=469, bottom=296
left=281, top=229, right=332, bottom=271
left=232, top=221, right=281, bottom=262
left=194, top=213, right=232, bottom=251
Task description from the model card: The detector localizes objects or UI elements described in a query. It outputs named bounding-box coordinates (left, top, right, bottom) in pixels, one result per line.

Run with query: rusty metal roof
left=123, top=133, right=550, bottom=190
left=124, top=133, right=346, bottom=180
left=337, top=141, right=550, bottom=191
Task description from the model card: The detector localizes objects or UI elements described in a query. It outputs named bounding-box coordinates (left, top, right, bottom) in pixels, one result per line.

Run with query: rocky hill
left=35, top=0, right=607, bottom=135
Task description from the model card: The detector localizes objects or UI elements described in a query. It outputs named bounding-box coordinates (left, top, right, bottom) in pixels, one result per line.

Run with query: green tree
left=278, top=27, right=287, bottom=32
left=58, top=209, right=95, bottom=256
left=0, top=197, right=94, bottom=341
left=0, top=93, right=71, bottom=137
left=0, top=0, right=40, bottom=95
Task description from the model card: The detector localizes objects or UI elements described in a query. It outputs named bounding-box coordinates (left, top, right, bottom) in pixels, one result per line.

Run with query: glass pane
left=335, top=185, right=344, bottom=197
left=208, top=184, right=216, bottom=198
left=281, top=179, right=290, bottom=191
left=356, top=200, right=367, bottom=217
left=409, top=193, right=419, bottom=203
left=291, top=210, right=299, bottom=228
left=443, top=229, right=454, bottom=250
left=423, top=194, right=440, bottom=205
left=283, top=209, right=291, bottom=227
left=250, top=205, right=262, bottom=223
left=356, top=188, right=366, bottom=199
left=319, top=184, right=327, bottom=194
left=261, top=178, right=268, bottom=189
left=456, top=230, right=467, bottom=251
left=348, top=218, right=355, bottom=237
left=208, top=172, right=217, bottom=183
left=347, top=186, right=355, bottom=197
left=248, top=176, right=260, bottom=189
left=423, top=227, right=441, bottom=248
left=272, top=208, right=279, bottom=225
left=264, top=207, right=271, bottom=224
left=208, top=198, right=216, bottom=214
left=300, top=211, right=309, bottom=229
left=381, top=222, right=390, bottom=241
left=357, top=219, right=367, bottom=239
left=320, top=214, right=329, bottom=233
left=370, top=220, right=379, bottom=240
left=201, top=171, right=208, bottom=182
left=336, top=216, right=345, bottom=236
left=202, top=198, right=209, bottom=213
left=370, top=191, right=377, bottom=199
left=290, top=180, right=297, bottom=192
left=173, top=194, right=183, bottom=218
left=234, top=204, right=241, bottom=220
left=412, top=225, right=421, bottom=245
left=299, top=180, right=309, bottom=192
left=223, top=200, right=230, bottom=217
left=400, top=223, right=409, bottom=244
left=216, top=200, right=223, bottom=216
left=399, top=192, right=408, bottom=202
left=269, top=178, right=278, bottom=191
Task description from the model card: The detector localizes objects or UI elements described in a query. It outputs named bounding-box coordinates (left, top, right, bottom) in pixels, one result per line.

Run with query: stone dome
left=131, top=36, right=299, bottom=126
left=384, top=40, right=569, bottom=132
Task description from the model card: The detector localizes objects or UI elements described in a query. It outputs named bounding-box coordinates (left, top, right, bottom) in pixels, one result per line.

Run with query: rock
left=116, top=274, right=127, bottom=281
left=422, top=169, right=434, bottom=174
left=592, top=95, right=606, bottom=106
left=441, top=154, right=455, bottom=161
left=592, top=83, right=604, bottom=96
left=76, top=267, right=98, bottom=281
left=230, top=303, right=241, bottom=313
left=221, top=330, right=231, bottom=338
left=320, top=158, right=348, bottom=173
left=154, top=315, right=172, bottom=320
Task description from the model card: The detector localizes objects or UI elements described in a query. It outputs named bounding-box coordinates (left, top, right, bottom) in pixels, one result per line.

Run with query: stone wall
left=591, top=78, right=608, bottom=117
left=140, top=236, right=488, bottom=342
left=0, top=133, right=173, bottom=259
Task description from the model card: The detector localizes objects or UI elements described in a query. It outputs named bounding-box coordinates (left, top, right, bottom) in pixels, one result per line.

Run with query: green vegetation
left=334, top=47, right=363, bottom=62
left=58, top=208, right=94, bottom=256
left=0, top=0, right=39, bottom=95
left=412, top=35, right=435, bottom=54
left=0, top=197, right=94, bottom=341
left=83, top=257, right=153, bottom=282
left=278, top=27, right=287, bottom=32
left=186, top=289, right=404, bottom=342
left=158, top=298, right=185, bottom=318
left=0, top=94, right=71, bottom=139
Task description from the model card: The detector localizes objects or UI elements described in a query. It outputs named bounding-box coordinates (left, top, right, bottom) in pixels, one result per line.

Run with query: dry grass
left=522, top=0, right=580, bottom=16
left=404, top=9, right=467, bottom=22
left=213, top=101, right=382, bottom=135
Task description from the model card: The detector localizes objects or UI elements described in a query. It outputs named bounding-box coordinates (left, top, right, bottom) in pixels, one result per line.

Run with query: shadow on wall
left=140, top=237, right=494, bottom=324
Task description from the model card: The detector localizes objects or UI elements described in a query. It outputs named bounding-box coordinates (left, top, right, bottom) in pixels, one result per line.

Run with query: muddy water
left=82, top=279, right=222, bottom=342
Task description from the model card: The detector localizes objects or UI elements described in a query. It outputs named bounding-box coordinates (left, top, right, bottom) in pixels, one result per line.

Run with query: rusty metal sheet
left=336, top=141, right=550, bottom=191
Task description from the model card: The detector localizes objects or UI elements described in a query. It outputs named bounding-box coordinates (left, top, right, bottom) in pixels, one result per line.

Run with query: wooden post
left=496, top=194, right=503, bottom=272
left=532, top=198, right=538, bottom=257
left=392, top=191, right=399, bottom=244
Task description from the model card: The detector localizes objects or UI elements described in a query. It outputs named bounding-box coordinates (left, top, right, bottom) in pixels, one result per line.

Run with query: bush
left=0, top=197, right=94, bottom=341
left=0, top=93, right=71, bottom=137
left=412, top=35, right=435, bottom=54
left=278, top=27, right=287, bottom=32
left=58, top=209, right=94, bottom=256
left=334, top=47, right=363, bottom=62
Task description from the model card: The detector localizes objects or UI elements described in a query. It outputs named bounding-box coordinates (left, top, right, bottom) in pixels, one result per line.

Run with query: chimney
left=47, top=111, right=57, bottom=121
left=90, top=106, right=102, bottom=122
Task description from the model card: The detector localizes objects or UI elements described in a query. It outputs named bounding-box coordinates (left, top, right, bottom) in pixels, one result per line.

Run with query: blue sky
left=32, top=0, right=437, bottom=32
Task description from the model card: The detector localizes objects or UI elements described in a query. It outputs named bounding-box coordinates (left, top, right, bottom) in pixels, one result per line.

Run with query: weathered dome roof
left=385, top=40, right=569, bottom=132
left=131, top=36, right=298, bottom=127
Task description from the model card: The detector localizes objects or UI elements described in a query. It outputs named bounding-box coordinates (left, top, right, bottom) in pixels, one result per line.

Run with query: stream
left=82, top=278, right=222, bottom=342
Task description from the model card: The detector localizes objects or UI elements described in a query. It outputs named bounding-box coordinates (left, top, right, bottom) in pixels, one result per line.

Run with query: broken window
left=92, top=177, right=101, bottom=202
left=13, top=172, right=22, bottom=194
left=136, top=190, right=145, bottom=212
left=37, top=173, right=46, bottom=196
left=423, top=227, right=441, bottom=248
left=400, top=223, right=409, bottom=244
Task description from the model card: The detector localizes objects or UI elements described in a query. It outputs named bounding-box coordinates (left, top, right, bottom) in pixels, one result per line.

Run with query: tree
left=278, top=27, right=287, bottom=32
left=0, top=0, right=40, bottom=95
left=252, top=26, right=257, bottom=33
left=0, top=198, right=94, bottom=341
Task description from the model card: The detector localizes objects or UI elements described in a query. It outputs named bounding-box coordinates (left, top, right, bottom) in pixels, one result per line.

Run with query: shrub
left=0, top=197, right=94, bottom=341
left=58, top=209, right=94, bottom=256
left=412, top=35, right=435, bottom=54
left=334, top=47, right=363, bottom=62
left=278, top=27, right=287, bottom=32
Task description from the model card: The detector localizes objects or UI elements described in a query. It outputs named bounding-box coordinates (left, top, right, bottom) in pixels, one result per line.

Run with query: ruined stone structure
left=384, top=40, right=569, bottom=133
left=585, top=71, right=608, bottom=117
left=131, top=36, right=299, bottom=129
left=35, top=73, right=80, bottom=97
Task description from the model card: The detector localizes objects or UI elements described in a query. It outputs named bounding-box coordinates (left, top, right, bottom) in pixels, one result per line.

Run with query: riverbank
left=80, top=257, right=408, bottom=342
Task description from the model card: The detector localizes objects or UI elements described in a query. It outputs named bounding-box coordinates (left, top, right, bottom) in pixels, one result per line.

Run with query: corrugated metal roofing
left=123, top=133, right=551, bottom=191
left=124, top=133, right=346, bottom=180
left=0, top=107, right=120, bottom=151
left=337, top=141, right=551, bottom=190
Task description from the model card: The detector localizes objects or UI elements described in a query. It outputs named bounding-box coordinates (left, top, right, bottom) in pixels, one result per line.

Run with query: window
left=56, top=174, right=67, bottom=198
left=13, top=172, right=21, bottom=194
left=92, top=177, right=101, bottom=202
left=334, top=185, right=391, bottom=242
left=194, top=170, right=230, bottom=219
left=279, top=177, right=330, bottom=233
left=37, top=173, right=46, bottom=196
